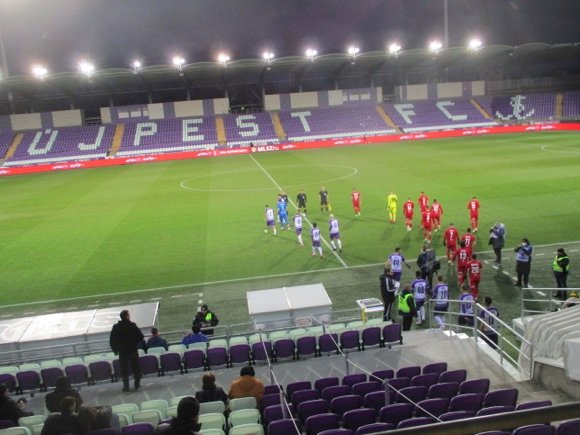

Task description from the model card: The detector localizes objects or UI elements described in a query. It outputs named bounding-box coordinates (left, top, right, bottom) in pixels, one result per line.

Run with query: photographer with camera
left=488, top=222, right=506, bottom=266
left=417, top=244, right=440, bottom=289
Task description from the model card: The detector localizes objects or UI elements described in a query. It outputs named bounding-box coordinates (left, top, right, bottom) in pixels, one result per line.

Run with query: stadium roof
left=1, top=43, right=579, bottom=113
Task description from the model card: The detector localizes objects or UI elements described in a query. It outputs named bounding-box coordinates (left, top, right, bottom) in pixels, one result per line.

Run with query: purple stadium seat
left=362, top=390, right=388, bottom=413
left=286, top=381, right=312, bottom=402
left=264, top=384, right=283, bottom=395
left=137, top=355, right=159, bottom=376
left=305, top=412, right=340, bottom=435
left=0, top=374, right=17, bottom=393
left=516, top=400, right=552, bottom=411
left=273, top=338, right=296, bottom=361
left=297, top=399, right=329, bottom=425
left=89, top=361, right=114, bottom=383
left=342, top=374, right=366, bottom=388
left=342, top=408, right=376, bottom=432
left=483, top=388, right=519, bottom=408
left=121, top=422, right=154, bottom=435
left=415, top=398, right=449, bottom=418
left=370, top=369, right=394, bottom=382
left=314, top=377, right=339, bottom=394
left=318, top=333, right=340, bottom=355
left=439, top=410, right=476, bottom=421
left=386, top=377, right=411, bottom=403
left=355, top=422, right=394, bottom=435
left=262, top=404, right=294, bottom=426
left=396, top=365, right=421, bottom=379
left=340, top=330, right=360, bottom=352
left=422, top=362, right=448, bottom=375
left=427, top=382, right=459, bottom=400
left=322, top=385, right=351, bottom=403
left=411, top=373, right=439, bottom=388
left=361, top=327, right=382, bottom=349
left=396, top=385, right=428, bottom=404
left=65, top=364, right=91, bottom=386
left=159, top=352, right=183, bottom=375
left=330, top=395, right=361, bottom=418
left=205, top=347, right=228, bottom=369
left=449, top=393, right=484, bottom=413
left=183, top=349, right=206, bottom=372
left=351, top=381, right=381, bottom=398
left=382, top=324, right=402, bottom=348
left=296, top=336, right=317, bottom=359
left=318, top=430, right=352, bottom=435
left=459, top=378, right=490, bottom=395
left=512, top=424, right=555, bottom=435
left=378, top=403, right=414, bottom=427
left=292, top=389, right=320, bottom=409
left=397, top=416, right=435, bottom=429
left=261, top=393, right=282, bottom=411
left=557, top=418, right=580, bottom=435
left=476, top=406, right=514, bottom=416
left=267, top=418, right=301, bottom=435
left=229, top=343, right=251, bottom=366
left=439, top=369, right=467, bottom=384
left=252, top=341, right=273, bottom=364
left=40, top=367, right=65, bottom=390
left=16, top=370, right=42, bottom=395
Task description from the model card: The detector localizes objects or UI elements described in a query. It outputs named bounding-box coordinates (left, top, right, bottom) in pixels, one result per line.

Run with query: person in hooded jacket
left=228, top=366, right=264, bottom=405
left=155, top=396, right=201, bottom=435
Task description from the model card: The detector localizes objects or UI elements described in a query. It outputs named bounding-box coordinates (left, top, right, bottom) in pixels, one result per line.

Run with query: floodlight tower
left=217, top=53, right=231, bottom=98
left=132, top=60, right=142, bottom=74
left=468, top=38, right=483, bottom=51
left=78, top=60, right=95, bottom=77
left=305, top=48, right=318, bottom=61
left=31, top=64, right=48, bottom=80
left=388, top=43, right=402, bottom=56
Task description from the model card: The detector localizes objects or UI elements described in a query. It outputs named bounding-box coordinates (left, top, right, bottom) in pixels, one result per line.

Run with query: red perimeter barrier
left=1, top=123, right=578, bottom=177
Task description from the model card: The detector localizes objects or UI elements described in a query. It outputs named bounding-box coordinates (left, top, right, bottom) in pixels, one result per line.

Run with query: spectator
left=228, top=366, right=265, bottom=405
left=514, top=238, right=533, bottom=288
left=109, top=309, right=144, bottom=393
left=397, top=285, right=417, bottom=331
left=0, top=384, right=33, bottom=424
left=478, top=296, right=500, bottom=350
left=182, top=325, right=208, bottom=347
left=45, top=376, right=83, bottom=413
left=41, top=396, right=81, bottom=435
left=155, top=396, right=201, bottom=435
left=488, top=223, right=506, bottom=266
left=78, top=405, right=121, bottom=433
left=147, top=327, right=169, bottom=351
left=195, top=372, right=228, bottom=404
left=553, top=248, right=570, bottom=300
left=192, top=304, right=219, bottom=335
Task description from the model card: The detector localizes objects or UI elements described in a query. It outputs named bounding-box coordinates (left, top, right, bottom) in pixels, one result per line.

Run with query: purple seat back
left=411, top=373, right=439, bottom=388
left=159, top=352, right=183, bottom=375
left=121, top=422, right=154, bottom=435
left=397, top=416, right=435, bottom=429
left=322, top=385, right=351, bottom=403
left=264, top=384, right=283, bottom=395
left=342, top=374, right=366, bottom=388
left=0, top=374, right=17, bottom=393
left=439, top=410, right=476, bottom=421
left=137, top=355, right=159, bottom=376
left=422, top=362, right=448, bottom=375
left=318, top=333, right=339, bottom=354
left=340, top=330, right=360, bottom=351
left=183, top=349, right=205, bottom=371
left=382, top=324, right=402, bottom=347
left=304, top=412, right=340, bottom=435
left=362, top=390, right=387, bottom=413
left=273, top=338, right=296, bottom=360
left=65, top=364, right=90, bottom=385
left=361, top=327, right=381, bottom=349
left=229, top=344, right=251, bottom=365
left=40, top=367, right=65, bottom=389
left=292, top=389, right=320, bottom=409
left=378, top=403, right=414, bottom=427
left=286, top=381, right=312, bottom=402
left=267, top=418, right=301, bottom=435
left=263, top=404, right=294, bottom=426
left=314, top=377, right=339, bottom=394
left=252, top=341, right=273, bottom=363
left=355, top=422, right=394, bottom=435
left=370, top=369, right=394, bottom=382
left=342, top=408, right=376, bottom=432
left=396, top=365, right=421, bottom=379
left=450, top=393, right=484, bottom=413
left=261, top=393, right=282, bottom=411
left=206, top=347, right=228, bottom=369
left=516, top=400, right=552, bottom=411
left=439, top=369, right=467, bottom=384
left=459, top=378, right=490, bottom=395
left=483, top=388, right=519, bottom=408
left=476, top=406, right=514, bottom=416
left=512, top=424, right=555, bottom=435
left=296, top=336, right=317, bottom=358
left=330, top=394, right=361, bottom=418
left=415, top=398, right=449, bottom=418
left=297, top=399, right=329, bottom=424
left=427, top=382, right=459, bottom=400
left=397, top=385, right=428, bottom=404
left=351, top=381, right=381, bottom=398
left=89, top=361, right=114, bottom=383
left=556, top=418, right=580, bottom=435
left=387, top=377, right=411, bottom=403
left=16, top=370, right=41, bottom=393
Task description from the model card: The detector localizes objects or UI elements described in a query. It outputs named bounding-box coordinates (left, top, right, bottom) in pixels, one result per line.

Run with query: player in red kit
left=403, top=197, right=414, bottom=232
left=453, top=241, right=472, bottom=286
left=418, top=192, right=429, bottom=213
left=421, top=208, right=433, bottom=243
left=468, top=196, right=480, bottom=233
left=430, top=199, right=443, bottom=232
left=443, top=223, right=460, bottom=264
left=466, top=254, right=483, bottom=299
left=351, top=188, right=361, bottom=217
left=461, top=228, right=477, bottom=256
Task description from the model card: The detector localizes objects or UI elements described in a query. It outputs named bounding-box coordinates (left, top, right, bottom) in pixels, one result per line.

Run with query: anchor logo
left=495, top=95, right=535, bottom=121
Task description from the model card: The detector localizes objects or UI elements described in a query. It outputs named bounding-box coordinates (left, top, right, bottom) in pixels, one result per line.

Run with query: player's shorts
left=415, top=299, right=425, bottom=310
left=404, top=213, right=413, bottom=220
left=434, top=304, right=449, bottom=314
left=266, top=220, right=275, bottom=227
left=470, top=212, right=479, bottom=219
left=389, top=206, right=397, bottom=214
left=279, top=214, right=288, bottom=225
left=312, top=240, right=321, bottom=248
left=392, top=271, right=402, bottom=282
left=422, top=223, right=433, bottom=231
left=295, top=228, right=302, bottom=235
left=446, top=243, right=457, bottom=252
left=469, top=276, right=480, bottom=286
left=330, top=232, right=340, bottom=240
left=352, top=201, right=360, bottom=208
left=298, top=201, right=306, bottom=208
left=320, top=198, right=328, bottom=205
left=458, top=315, right=474, bottom=326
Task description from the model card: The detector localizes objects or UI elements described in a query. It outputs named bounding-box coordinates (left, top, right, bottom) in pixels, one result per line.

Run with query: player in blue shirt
left=277, top=197, right=288, bottom=230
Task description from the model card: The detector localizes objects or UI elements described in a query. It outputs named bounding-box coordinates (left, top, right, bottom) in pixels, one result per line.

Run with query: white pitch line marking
left=570, top=249, right=579, bottom=252
left=249, top=154, right=348, bottom=268
left=150, top=297, right=162, bottom=301
left=536, top=253, right=545, bottom=256
left=171, top=295, right=183, bottom=298
left=87, top=304, right=99, bottom=308
left=130, top=300, right=142, bottom=303
left=23, top=312, right=35, bottom=315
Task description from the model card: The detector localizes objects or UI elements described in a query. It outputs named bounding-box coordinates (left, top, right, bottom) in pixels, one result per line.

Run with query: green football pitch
left=0, top=131, right=579, bottom=334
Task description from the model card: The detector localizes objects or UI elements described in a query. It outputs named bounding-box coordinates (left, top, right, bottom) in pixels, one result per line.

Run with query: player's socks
left=330, top=241, right=336, bottom=250
left=273, top=228, right=277, bottom=235
left=337, top=240, right=342, bottom=250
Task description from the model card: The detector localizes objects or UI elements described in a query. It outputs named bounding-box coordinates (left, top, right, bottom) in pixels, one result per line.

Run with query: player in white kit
left=264, top=206, right=276, bottom=235
left=294, top=212, right=304, bottom=246
left=311, top=223, right=323, bottom=258
left=328, top=214, right=342, bottom=253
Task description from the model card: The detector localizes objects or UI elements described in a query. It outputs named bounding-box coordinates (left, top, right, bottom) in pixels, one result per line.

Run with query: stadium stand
left=222, top=112, right=279, bottom=147
left=475, top=93, right=556, bottom=122
left=562, top=91, right=580, bottom=119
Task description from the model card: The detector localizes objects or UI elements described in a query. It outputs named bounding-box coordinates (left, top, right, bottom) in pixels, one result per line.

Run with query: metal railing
left=521, top=287, right=580, bottom=318
left=426, top=299, right=534, bottom=379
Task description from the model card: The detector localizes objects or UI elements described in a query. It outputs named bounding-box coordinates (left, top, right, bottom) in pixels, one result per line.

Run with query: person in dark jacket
left=109, top=310, right=144, bottom=392
left=195, top=373, right=228, bottom=404
left=553, top=248, right=570, bottom=299
left=155, top=396, right=201, bottom=435
left=41, top=396, right=81, bottom=435
left=0, top=384, right=33, bottom=424
left=192, top=304, right=219, bottom=335
left=380, top=266, right=399, bottom=321
left=45, top=376, right=83, bottom=413
left=146, top=327, right=168, bottom=351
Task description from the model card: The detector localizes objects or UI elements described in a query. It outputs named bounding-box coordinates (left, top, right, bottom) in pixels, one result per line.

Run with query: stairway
left=215, top=116, right=227, bottom=146
left=107, top=124, right=125, bottom=158
left=270, top=112, right=287, bottom=140
left=375, top=105, right=402, bottom=133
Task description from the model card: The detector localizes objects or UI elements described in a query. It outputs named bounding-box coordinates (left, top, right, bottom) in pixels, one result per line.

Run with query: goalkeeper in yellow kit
left=387, top=192, right=398, bottom=223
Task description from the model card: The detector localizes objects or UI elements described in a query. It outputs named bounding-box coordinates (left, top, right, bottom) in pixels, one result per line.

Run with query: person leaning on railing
left=553, top=248, right=570, bottom=300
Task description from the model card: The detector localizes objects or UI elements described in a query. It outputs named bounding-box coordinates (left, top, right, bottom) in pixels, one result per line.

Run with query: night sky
left=1, top=0, right=579, bottom=75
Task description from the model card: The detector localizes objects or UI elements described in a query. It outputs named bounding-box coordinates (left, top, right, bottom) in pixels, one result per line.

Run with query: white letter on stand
left=134, top=122, right=157, bottom=146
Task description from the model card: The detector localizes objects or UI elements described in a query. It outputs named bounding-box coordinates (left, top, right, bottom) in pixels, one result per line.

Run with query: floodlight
left=388, top=43, right=402, bottom=55
left=78, top=60, right=95, bottom=76
left=132, top=60, right=142, bottom=69
left=429, top=40, right=443, bottom=53
left=172, top=56, right=185, bottom=67
left=305, top=48, right=318, bottom=60
left=468, top=38, right=483, bottom=51
left=31, top=64, right=48, bottom=80
left=262, top=51, right=274, bottom=61
left=348, top=46, right=360, bottom=57
left=217, top=53, right=231, bottom=64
